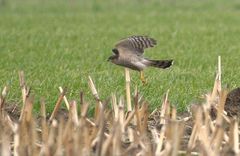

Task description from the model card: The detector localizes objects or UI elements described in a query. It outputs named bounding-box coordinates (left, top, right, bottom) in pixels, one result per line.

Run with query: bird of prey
left=108, top=35, right=173, bottom=84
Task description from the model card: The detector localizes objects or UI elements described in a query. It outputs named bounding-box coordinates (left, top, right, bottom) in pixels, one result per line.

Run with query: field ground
left=0, top=0, right=240, bottom=113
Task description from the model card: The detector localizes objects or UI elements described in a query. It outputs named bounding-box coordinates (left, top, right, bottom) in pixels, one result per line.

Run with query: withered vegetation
left=0, top=56, right=240, bottom=156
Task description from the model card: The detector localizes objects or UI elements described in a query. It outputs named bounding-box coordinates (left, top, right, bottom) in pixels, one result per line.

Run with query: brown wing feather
left=115, top=35, right=157, bottom=55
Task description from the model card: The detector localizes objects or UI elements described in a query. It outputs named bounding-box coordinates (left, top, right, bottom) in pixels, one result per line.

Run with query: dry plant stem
left=0, top=86, right=8, bottom=110
left=134, top=91, right=141, bottom=132
left=55, top=119, right=63, bottom=156
left=19, top=71, right=26, bottom=103
left=62, top=117, right=73, bottom=146
left=85, top=118, right=109, bottom=138
left=123, top=109, right=135, bottom=129
left=88, top=76, right=103, bottom=121
left=80, top=102, right=89, bottom=117
left=18, top=96, right=36, bottom=156
left=49, top=90, right=66, bottom=122
left=160, top=90, right=169, bottom=125
left=182, top=116, right=191, bottom=122
left=202, top=107, right=212, bottom=137
left=73, top=130, right=80, bottom=156
left=170, top=121, right=183, bottom=156
left=24, top=96, right=34, bottom=122
left=125, top=68, right=132, bottom=112
left=101, top=126, right=116, bottom=156
left=149, top=108, right=157, bottom=117
left=155, top=125, right=165, bottom=155
left=229, top=118, right=239, bottom=154
left=133, top=86, right=138, bottom=125
left=118, top=97, right=125, bottom=133
left=4, top=113, right=15, bottom=130
left=138, top=101, right=148, bottom=133
left=85, top=117, right=95, bottom=126
left=127, top=128, right=134, bottom=143
left=111, top=94, right=118, bottom=121
left=19, top=71, right=27, bottom=120
left=178, top=151, right=199, bottom=155
left=211, top=73, right=219, bottom=101
left=88, top=76, right=100, bottom=101
left=40, top=98, right=48, bottom=144
left=32, top=123, right=38, bottom=156
left=95, top=103, right=105, bottom=156
left=218, top=56, right=221, bottom=91
left=187, top=108, right=201, bottom=151
left=13, top=124, right=19, bottom=156
left=199, top=126, right=215, bottom=156
left=171, top=107, right=176, bottom=120
left=210, top=56, right=222, bottom=107
left=59, top=86, right=70, bottom=110
left=222, top=113, right=230, bottom=123
left=223, top=133, right=229, bottom=143
left=159, top=142, right=171, bottom=156
left=1, top=132, right=11, bottom=156
left=233, top=119, right=239, bottom=154
left=215, top=90, right=227, bottom=126
left=112, top=121, right=121, bottom=156
left=69, top=100, right=79, bottom=126
left=45, top=123, right=58, bottom=152
left=210, top=125, right=224, bottom=154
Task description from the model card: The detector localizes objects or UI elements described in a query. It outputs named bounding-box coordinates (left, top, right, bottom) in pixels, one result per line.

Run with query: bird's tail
left=147, top=59, right=173, bottom=69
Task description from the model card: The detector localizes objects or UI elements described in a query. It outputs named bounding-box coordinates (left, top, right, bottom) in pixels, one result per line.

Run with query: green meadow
left=0, top=0, right=240, bottom=113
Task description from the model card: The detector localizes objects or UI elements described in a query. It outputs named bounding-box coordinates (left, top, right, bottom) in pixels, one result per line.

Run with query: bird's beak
left=107, top=56, right=113, bottom=61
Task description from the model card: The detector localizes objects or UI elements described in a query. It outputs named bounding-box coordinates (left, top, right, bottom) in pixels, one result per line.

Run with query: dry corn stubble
left=0, top=56, right=240, bottom=156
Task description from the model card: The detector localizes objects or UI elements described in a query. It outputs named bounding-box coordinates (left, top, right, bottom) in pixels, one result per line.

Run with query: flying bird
left=108, top=35, right=173, bottom=84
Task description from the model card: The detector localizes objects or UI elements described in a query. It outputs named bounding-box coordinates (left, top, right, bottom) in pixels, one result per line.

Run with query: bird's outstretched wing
left=115, top=35, right=157, bottom=55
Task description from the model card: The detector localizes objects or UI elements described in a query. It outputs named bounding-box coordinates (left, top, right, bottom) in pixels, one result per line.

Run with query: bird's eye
left=112, top=48, right=119, bottom=55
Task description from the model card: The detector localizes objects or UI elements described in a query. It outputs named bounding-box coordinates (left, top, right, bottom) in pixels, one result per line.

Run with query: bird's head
left=107, top=48, right=119, bottom=62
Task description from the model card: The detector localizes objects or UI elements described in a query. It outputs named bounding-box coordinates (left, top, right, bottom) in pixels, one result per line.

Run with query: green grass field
left=1, top=0, right=240, bottom=113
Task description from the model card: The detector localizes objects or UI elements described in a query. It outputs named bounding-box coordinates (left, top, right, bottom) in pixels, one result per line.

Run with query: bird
left=108, top=35, right=173, bottom=84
